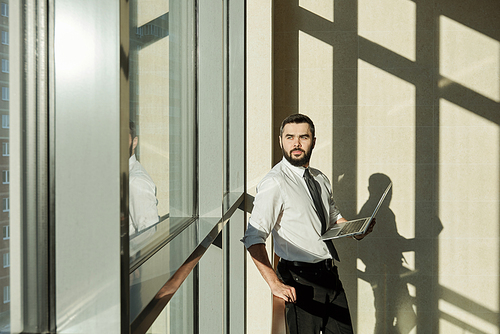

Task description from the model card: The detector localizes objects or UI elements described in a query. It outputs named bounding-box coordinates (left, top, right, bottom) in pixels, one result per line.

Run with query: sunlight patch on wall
left=358, top=0, right=416, bottom=61
left=299, top=30, right=334, bottom=72
left=439, top=299, right=498, bottom=334
left=407, top=283, right=416, bottom=298
left=357, top=278, right=376, bottom=333
left=357, top=59, right=415, bottom=239
left=246, top=0, right=273, bottom=195
left=137, top=0, right=169, bottom=27
left=438, top=99, right=499, bottom=225
left=402, top=251, right=414, bottom=271
left=440, top=15, right=500, bottom=102
left=299, top=31, right=333, bottom=176
left=299, top=0, right=333, bottom=22
left=357, top=258, right=366, bottom=272
left=439, top=98, right=499, bottom=315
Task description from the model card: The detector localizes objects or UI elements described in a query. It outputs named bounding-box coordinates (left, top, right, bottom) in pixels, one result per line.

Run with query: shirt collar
left=281, top=157, right=308, bottom=178
left=129, top=154, right=137, bottom=169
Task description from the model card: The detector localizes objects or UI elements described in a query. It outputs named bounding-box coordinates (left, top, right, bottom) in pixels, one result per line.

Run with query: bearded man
left=242, top=114, right=375, bottom=334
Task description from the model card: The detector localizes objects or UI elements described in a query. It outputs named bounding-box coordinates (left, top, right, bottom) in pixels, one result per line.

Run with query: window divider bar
left=120, top=0, right=131, bottom=332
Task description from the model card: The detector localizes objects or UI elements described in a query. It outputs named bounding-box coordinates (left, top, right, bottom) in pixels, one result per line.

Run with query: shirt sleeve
left=241, top=176, right=283, bottom=249
left=327, top=179, right=343, bottom=225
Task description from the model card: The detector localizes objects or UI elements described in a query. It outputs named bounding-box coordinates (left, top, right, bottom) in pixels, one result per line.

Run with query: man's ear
left=278, top=136, right=283, bottom=149
left=132, top=136, right=138, bottom=151
left=312, top=137, right=316, bottom=149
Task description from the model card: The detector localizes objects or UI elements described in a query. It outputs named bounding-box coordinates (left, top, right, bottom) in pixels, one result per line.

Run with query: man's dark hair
left=279, top=114, right=315, bottom=138
left=129, top=121, right=137, bottom=139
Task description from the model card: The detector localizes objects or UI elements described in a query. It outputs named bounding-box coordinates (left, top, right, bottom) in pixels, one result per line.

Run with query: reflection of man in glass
left=129, top=121, right=158, bottom=257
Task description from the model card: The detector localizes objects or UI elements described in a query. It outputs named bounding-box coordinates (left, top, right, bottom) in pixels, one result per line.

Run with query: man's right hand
left=270, top=280, right=297, bottom=303
left=247, top=244, right=298, bottom=303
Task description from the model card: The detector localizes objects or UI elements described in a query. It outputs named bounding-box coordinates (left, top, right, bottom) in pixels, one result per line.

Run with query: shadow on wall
left=357, top=174, right=437, bottom=334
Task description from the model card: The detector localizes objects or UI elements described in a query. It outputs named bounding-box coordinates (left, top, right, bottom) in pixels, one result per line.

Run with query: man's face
left=279, top=122, right=315, bottom=167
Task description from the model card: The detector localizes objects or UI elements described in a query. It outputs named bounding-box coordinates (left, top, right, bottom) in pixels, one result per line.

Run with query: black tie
left=304, top=168, right=339, bottom=261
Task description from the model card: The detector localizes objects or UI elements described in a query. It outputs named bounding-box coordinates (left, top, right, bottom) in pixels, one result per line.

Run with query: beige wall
left=247, top=0, right=500, bottom=333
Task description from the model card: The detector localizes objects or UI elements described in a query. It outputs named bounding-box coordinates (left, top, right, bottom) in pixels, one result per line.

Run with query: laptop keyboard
left=338, top=219, right=367, bottom=236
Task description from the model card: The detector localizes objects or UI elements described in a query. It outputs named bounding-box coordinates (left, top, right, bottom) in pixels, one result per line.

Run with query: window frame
left=1, top=87, right=8, bottom=101
left=1, top=31, right=8, bottom=45
left=2, top=198, right=8, bottom=212
left=0, top=3, right=7, bottom=17
left=3, top=253, right=9, bottom=268
left=3, top=286, right=9, bottom=303
left=2, top=142, right=8, bottom=156
left=1, top=59, right=8, bottom=73
left=2, top=114, right=9, bottom=128
left=2, top=170, right=8, bottom=184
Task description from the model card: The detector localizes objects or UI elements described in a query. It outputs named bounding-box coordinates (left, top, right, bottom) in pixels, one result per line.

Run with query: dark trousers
left=277, top=260, right=353, bottom=334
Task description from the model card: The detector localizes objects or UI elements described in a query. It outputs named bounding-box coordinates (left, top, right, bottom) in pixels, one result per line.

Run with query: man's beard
left=283, top=147, right=312, bottom=167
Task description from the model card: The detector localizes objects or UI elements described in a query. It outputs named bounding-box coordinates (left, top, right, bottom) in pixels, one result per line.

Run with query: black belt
left=281, top=258, right=335, bottom=270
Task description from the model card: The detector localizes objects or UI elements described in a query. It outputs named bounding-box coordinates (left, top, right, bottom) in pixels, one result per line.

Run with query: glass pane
left=128, top=0, right=196, bottom=327
left=128, top=0, right=195, bottom=260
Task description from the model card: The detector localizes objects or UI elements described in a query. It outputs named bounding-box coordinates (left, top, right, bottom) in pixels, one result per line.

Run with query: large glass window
left=128, top=0, right=196, bottom=330
left=124, top=0, right=247, bottom=332
left=128, top=0, right=195, bottom=262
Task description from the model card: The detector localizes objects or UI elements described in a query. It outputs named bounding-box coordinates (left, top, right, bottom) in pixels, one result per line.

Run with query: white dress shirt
left=129, top=154, right=159, bottom=255
left=242, top=158, right=343, bottom=263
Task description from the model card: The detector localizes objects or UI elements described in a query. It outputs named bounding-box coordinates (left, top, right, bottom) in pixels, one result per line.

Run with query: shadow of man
left=357, top=173, right=416, bottom=334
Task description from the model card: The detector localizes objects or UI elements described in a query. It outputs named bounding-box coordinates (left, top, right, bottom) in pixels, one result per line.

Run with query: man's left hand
left=353, top=218, right=376, bottom=240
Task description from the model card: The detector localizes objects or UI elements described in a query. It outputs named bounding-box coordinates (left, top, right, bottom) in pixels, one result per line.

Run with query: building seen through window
left=0, top=3, right=8, bottom=329
left=2, top=226, right=7, bottom=240
left=0, top=4, right=7, bottom=18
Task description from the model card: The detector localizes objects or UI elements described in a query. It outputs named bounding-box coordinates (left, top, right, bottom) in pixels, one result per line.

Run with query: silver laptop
left=320, top=183, right=392, bottom=241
